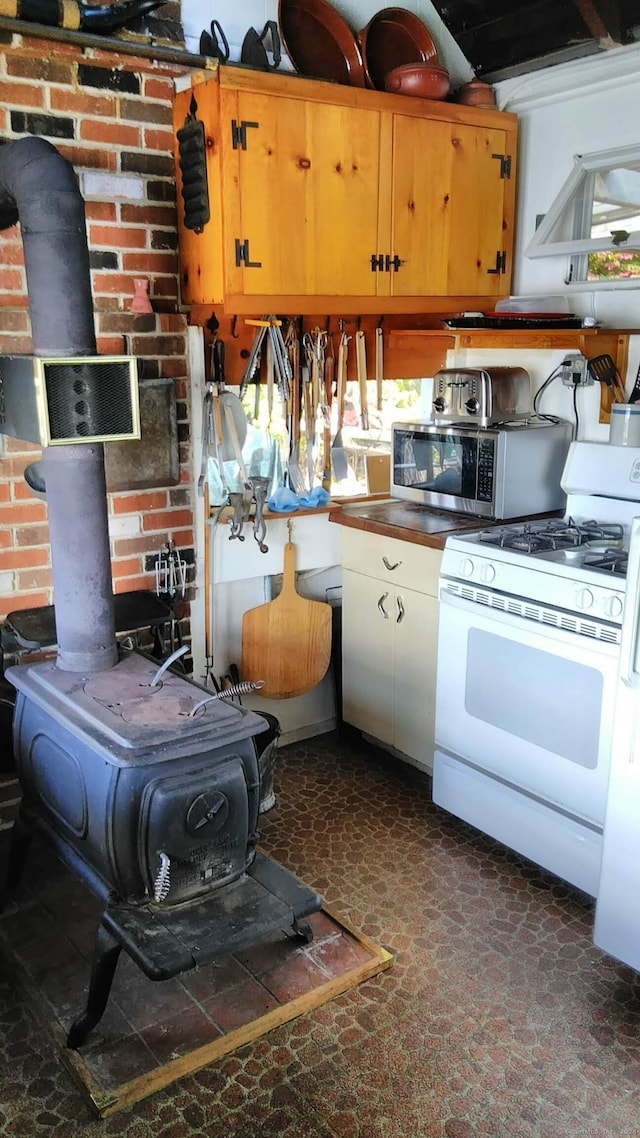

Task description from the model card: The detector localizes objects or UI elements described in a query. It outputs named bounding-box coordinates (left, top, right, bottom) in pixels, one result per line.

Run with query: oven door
left=435, top=586, right=618, bottom=827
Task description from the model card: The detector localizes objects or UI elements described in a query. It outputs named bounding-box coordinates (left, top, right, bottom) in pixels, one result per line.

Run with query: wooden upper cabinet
left=173, top=66, right=518, bottom=315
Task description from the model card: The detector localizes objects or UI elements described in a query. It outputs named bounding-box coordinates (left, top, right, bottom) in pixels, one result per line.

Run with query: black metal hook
left=377, top=314, right=384, bottom=329
left=231, top=315, right=239, bottom=338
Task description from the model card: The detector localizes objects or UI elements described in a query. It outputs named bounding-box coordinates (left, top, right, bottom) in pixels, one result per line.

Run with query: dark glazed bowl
left=383, top=62, right=450, bottom=100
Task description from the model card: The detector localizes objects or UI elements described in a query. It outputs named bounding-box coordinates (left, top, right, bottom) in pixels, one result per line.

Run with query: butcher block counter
left=329, top=499, right=490, bottom=549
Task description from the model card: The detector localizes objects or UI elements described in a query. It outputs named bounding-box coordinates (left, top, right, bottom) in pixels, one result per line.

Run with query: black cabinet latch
left=487, top=250, right=507, bottom=275
left=370, top=253, right=385, bottom=271
left=231, top=119, right=259, bottom=150
left=385, top=254, right=404, bottom=273
left=491, top=153, right=512, bottom=179
left=235, top=239, right=262, bottom=268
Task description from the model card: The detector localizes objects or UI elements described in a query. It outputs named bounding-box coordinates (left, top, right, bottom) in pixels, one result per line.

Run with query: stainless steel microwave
left=391, top=419, right=573, bottom=519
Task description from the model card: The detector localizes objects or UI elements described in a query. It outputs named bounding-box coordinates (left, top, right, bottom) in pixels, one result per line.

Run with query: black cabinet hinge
left=231, top=119, right=259, bottom=150
left=385, top=254, right=404, bottom=273
left=235, top=239, right=262, bottom=268
left=487, top=250, right=507, bottom=275
left=491, top=153, right=512, bottom=179
left=371, top=253, right=385, bottom=271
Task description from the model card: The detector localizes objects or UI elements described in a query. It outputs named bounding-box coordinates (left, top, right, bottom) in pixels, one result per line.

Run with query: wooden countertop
left=329, top=500, right=564, bottom=550
left=329, top=500, right=491, bottom=550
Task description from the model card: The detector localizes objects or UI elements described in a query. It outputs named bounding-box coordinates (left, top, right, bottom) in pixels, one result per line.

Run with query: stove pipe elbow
left=0, top=137, right=117, bottom=672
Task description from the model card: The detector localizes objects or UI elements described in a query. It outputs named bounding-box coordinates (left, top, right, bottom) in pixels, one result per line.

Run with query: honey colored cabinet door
left=445, top=123, right=512, bottom=298
left=223, top=91, right=384, bottom=299
left=390, top=115, right=513, bottom=298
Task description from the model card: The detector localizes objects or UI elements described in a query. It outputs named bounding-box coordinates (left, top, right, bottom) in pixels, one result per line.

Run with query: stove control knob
left=606, top=594, right=624, bottom=619
left=465, top=397, right=480, bottom=414
left=481, top=563, right=496, bottom=583
left=461, top=558, right=475, bottom=578
left=433, top=397, right=447, bottom=413
left=577, top=588, right=594, bottom=610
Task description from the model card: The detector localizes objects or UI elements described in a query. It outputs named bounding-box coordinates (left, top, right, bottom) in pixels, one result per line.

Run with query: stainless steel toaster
left=432, top=366, right=532, bottom=426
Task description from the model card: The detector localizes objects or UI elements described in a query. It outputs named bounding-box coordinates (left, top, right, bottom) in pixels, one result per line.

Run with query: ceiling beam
left=572, top=0, right=626, bottom=41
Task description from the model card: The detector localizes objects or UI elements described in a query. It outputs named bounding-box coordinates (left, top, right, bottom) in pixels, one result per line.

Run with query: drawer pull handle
left=377, top=592, right=390, bottom=619
left=382, top=557, right=402, bottom=571
left=396, top=596, right=405, bottom=624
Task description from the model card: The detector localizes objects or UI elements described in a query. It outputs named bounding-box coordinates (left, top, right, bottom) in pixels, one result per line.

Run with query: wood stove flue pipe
left=0, top=136, right=117, bottom=672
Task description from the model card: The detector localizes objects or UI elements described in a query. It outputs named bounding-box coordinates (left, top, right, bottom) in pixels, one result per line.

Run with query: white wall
left=495, top=42, right=640, bottom=329
left=182, top=0, right=472, bottom=87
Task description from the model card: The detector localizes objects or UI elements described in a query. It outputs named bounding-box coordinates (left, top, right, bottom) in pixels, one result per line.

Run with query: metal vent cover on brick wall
left=0, top=354, right=140, bottom=445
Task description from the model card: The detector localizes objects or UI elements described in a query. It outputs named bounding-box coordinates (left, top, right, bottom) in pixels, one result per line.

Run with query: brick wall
left=0, top=31, right=195, bottom=657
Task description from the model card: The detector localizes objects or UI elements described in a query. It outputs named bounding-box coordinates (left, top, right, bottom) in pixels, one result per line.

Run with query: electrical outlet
left=561, top=353, right=591, bottom=387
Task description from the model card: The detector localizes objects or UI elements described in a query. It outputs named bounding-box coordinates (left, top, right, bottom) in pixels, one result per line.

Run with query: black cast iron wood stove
left=1, top=137, right=321, bottom=1049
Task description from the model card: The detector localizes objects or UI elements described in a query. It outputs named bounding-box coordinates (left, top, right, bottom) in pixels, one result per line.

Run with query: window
left=526, top=144, right=640, bottom=284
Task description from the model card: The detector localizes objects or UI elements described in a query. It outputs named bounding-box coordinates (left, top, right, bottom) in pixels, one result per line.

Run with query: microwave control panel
left=477, top=437, right=495, bottom=502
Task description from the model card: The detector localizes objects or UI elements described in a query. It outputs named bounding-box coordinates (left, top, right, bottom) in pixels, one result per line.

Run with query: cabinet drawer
left=341, top=528, right=441, bottom=595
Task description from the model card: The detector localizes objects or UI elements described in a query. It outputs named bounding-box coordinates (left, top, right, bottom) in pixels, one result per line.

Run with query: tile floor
left=1, top=730, right=640, bottom=1137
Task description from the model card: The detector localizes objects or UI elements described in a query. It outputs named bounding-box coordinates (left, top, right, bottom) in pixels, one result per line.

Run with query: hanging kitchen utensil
left=375, top=324, right=384, bottom=412
left=215, top=338, right=247, bottom=462
left=331, top=330, right=349, bottom=481
left=321, top=334, right=335, bottom=492
left=241, top=20, right=282, bottom=71
left=242, top=520, right=332, bottom=698
left=588, top=354, right=626, bottom=419
left=356, top=328, right=369, bottom=430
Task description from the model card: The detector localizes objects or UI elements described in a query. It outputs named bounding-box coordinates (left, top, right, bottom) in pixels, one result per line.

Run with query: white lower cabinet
left=341, top=529, right=441, bottom=773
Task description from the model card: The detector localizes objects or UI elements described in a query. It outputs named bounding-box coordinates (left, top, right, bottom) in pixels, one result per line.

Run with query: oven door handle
left=619, top=516, right=640, bottom=687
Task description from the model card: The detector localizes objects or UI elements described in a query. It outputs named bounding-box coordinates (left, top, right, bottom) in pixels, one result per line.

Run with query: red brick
left=17, top=568, right=53, bottom=591
left=0, top=310, right=30, bottom=332
left=80, top=120, right=142, bottom=147
left=90, top=225, right=148, bottom=249
left=120, top=204, right=176, bottom=226
left=112, top=490, right=168, bottom=514
left=57, top=145, right=117, bottom=172
left=50, top=88, right=117, bottom=117
left=6, top=57, right=75, bottom=84
left=85, top=201, right=117, bottom=221
left=159, top=314, right=187, bottom=332
left=0, top=335, right=32, bottom=354
left=144, top=128, right=175, bottom=152
left=14, top=524, right=50, bottom=547
left=96, top=335, right=125, bottom=354
left=0, top=296, right=29, bottom=309
left=2, top=548, right=50, bottom=570
left=112, top=533, right=168, bottom=557
left=0, top=269, right=26, bottom=292
left=143, top=77, right=176, bottom=101
left=142, top=509, right=192, bottom=532
left=159, top=358, right=188, bottom=379
left=0, top=499, right=48, bottom=524
left=129, top=334, right=185, bottom=356
left=111, top=556, right=143, bottom=579
left=0, top=82, right=45, bottom=108
left=0, top=484, right=10, bottom=504
left=122, top=253, right=177, bottom=274
left=114, top=574, right=155, bottom=594
left=93, top=273, right=138, bottom=294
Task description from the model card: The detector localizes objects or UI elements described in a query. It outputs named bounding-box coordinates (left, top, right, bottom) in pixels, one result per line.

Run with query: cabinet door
left=342, top=568, right=394, bottom=745
left=389, top=114, right=452, bottom=296
left=390, top=116, right=512, bottom=298
left=225, top=91, right=383, bottom=298
left=444, top=123, right=512, bottom=298
left=393, top=587, right=439, bottom=766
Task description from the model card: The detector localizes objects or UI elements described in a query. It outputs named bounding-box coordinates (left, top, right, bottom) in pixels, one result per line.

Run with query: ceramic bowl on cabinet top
left=383, top=62, right=450, bottom=100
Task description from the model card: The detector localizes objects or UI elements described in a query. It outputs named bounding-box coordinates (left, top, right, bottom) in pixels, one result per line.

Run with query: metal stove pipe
left=0, top=136, right=117, bottom=671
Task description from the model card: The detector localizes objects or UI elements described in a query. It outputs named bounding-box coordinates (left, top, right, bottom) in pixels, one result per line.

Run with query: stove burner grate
left=582, top=548, right=628, bottom=576
left=479, top=517, right=625, bottom=555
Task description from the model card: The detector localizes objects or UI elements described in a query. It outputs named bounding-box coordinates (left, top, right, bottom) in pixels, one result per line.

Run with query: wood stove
left=7, top=650, right=321, bottom=1048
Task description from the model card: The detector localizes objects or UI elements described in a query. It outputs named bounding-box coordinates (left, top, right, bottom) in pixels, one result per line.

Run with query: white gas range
left=433, top=441, right=640, bottom=901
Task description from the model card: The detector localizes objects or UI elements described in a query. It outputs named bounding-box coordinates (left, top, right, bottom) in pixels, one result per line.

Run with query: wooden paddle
left=242, top=522, right=332, bottom=699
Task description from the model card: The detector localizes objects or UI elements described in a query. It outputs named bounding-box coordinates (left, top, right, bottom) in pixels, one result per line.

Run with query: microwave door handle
left=619, top=517, right=640, bottom=687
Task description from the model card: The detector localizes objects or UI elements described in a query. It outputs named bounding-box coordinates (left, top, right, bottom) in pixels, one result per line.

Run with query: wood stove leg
left=2, top=803, right=36, bottom=897
left=66, top=921, right=122, bottom=1050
